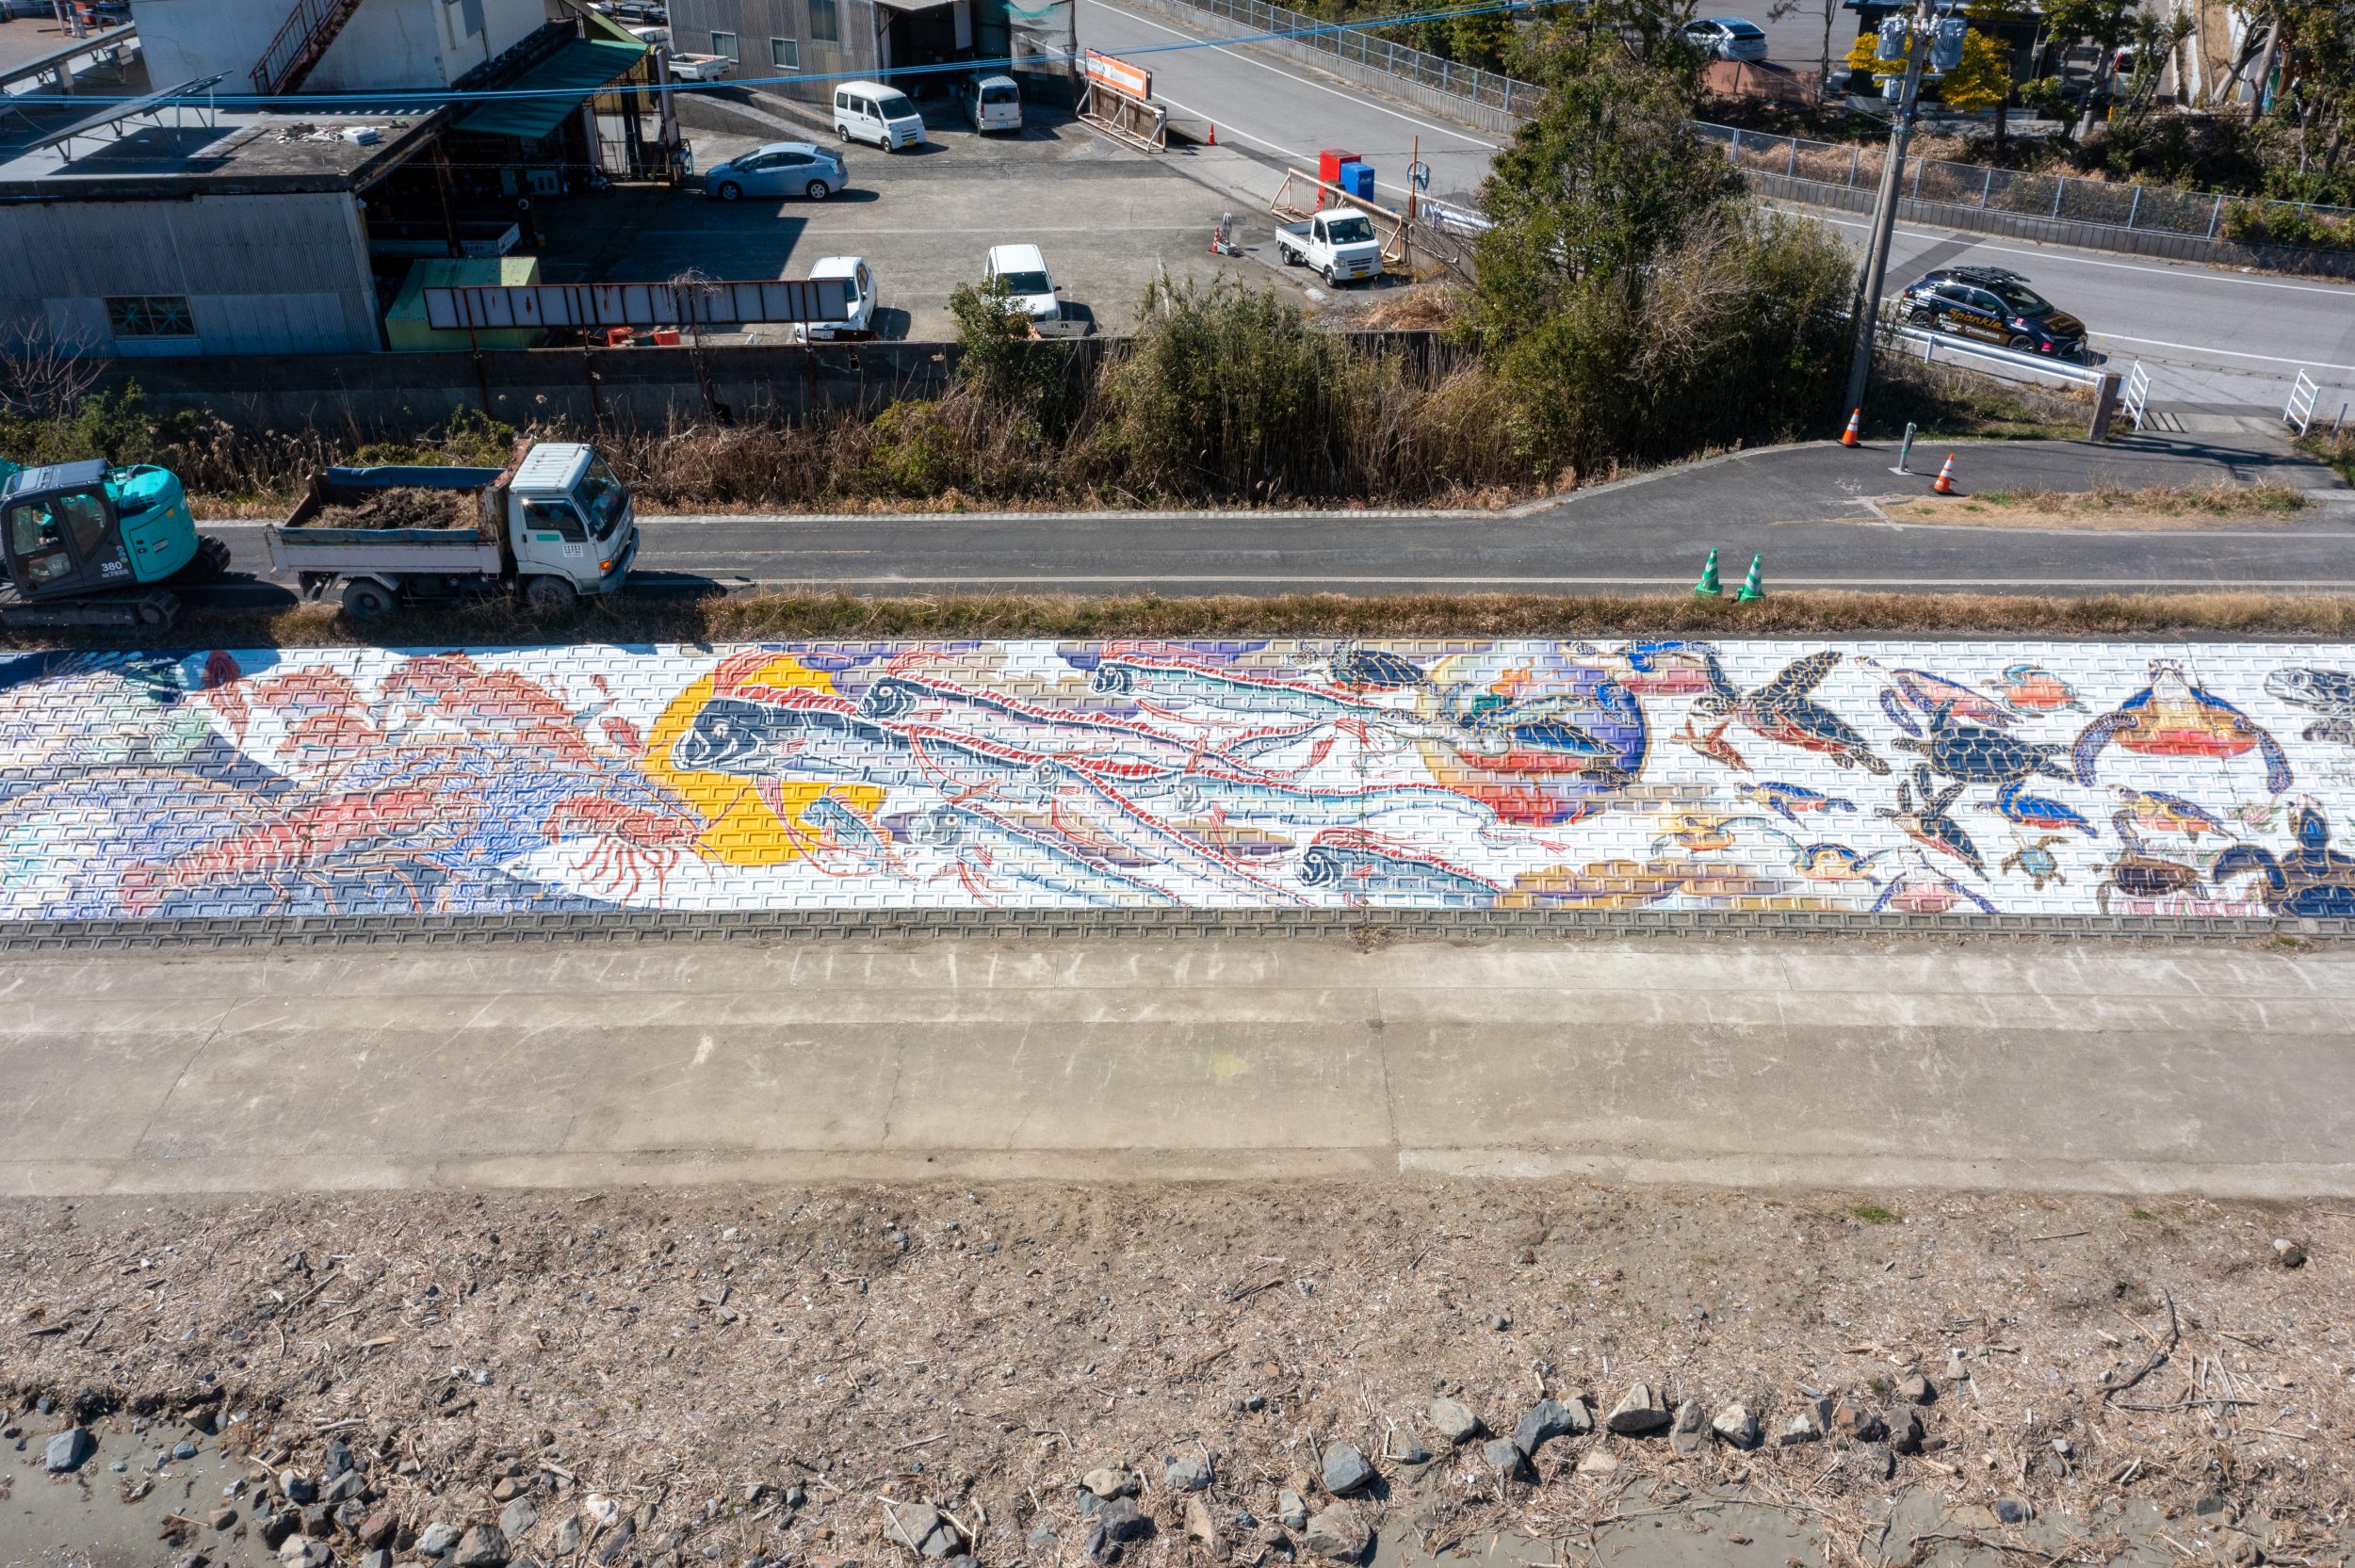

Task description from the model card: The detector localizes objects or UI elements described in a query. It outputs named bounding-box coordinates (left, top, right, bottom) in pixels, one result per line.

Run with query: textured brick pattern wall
left=8, top=639, right=2354, bottom=919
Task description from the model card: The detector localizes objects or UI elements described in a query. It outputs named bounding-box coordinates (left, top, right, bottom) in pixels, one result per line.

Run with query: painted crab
left=2073, top=660, right=2292, bottom=792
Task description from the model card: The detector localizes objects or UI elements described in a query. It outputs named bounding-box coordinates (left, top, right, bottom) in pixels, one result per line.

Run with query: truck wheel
left=340, top=579, right=396, bottom=619
left=524, top=575, right=578, bottom=612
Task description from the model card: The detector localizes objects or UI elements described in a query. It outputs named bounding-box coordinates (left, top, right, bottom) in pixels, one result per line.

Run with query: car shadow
left=869, top=306, right=914, bottom=340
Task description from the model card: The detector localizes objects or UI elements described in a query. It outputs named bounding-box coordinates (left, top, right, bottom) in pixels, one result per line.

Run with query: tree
left=1937, top=30, right=2016, bottom=146
left=2038, top=0, right=2136, bottom=133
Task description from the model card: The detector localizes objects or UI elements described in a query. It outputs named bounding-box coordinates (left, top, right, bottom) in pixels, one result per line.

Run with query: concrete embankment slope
left=6, top=936, right=2354, bottom=1197
left=6, top=634, right=2355, bottom=1197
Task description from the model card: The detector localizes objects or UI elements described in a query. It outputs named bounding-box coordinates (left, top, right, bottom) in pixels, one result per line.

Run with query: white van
left=834, top=81, right=927, bottom=151
left=966, top=73, right=1021, bottom=134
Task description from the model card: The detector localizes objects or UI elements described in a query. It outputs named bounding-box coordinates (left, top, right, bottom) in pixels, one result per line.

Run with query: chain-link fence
left=1697, top=121, right=2355, bottom=245
left=1156, top=0, right=1542, bottom=115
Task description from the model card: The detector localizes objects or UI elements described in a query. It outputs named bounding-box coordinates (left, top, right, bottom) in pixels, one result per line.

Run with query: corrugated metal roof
left=455, top=37, right=646, bottom=142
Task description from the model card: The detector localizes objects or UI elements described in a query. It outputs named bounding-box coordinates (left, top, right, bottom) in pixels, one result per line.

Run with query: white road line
left=1779, top=204, right=2355, bottom=299
left=2087, top=334, right=2355, bottom=375
left=726, top=574, right=2355, bottom=587
left=1077, top=0, right=1500, bottom=151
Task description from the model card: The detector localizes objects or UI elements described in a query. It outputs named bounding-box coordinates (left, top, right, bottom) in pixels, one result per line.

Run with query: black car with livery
left=1897, top=267, right=2087, bottom=358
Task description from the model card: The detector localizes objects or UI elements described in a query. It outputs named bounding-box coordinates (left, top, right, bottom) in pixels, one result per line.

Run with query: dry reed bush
left=67, top=590, right=2355, bottom=655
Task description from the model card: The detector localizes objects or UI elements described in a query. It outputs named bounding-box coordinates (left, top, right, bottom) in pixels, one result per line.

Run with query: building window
left=710, top=29, right=739, bottom=59
left=808, top=0, right=838, bottom=42
left=770, top=37, right=800, bottom=69
left=105, top=297, right=195, bottom=339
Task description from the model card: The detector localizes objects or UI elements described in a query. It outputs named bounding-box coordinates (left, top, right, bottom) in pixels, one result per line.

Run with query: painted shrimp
left=540, top=794, right=706, bottom=904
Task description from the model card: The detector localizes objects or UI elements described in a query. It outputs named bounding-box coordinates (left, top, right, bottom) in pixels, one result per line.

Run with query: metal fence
left=1697, top=121, right=2355, bottom=246
left=1155, top=0, right=1542, bottom=115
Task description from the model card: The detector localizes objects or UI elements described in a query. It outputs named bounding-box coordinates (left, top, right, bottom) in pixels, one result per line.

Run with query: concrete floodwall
left=95, top=331, right=1448, bottom=432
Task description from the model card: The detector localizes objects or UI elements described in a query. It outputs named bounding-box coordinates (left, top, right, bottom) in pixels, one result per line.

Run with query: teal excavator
left=0, top=456, right=230, bottom=628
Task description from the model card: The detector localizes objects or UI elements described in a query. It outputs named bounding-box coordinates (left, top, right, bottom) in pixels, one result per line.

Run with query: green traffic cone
left=1735, top=555, right=1765, bottom=603
left=1692, top=548, right=1722, bottom=598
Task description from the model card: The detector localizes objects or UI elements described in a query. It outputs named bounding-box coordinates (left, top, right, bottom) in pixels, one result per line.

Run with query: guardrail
left=2122, top=361, right=2152, bottom=432
left=2285, top=369, right=2321, bottom=436
left=1142, top=0, right=1539, bottom=119
left=1887, top=324, right=2122, bottom=439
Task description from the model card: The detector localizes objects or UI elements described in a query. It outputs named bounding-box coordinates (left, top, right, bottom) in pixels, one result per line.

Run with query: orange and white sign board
left=1082, top=48, right=1152, bottom=102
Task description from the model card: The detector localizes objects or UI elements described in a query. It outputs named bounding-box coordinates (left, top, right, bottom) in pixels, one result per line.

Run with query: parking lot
left=533, top=102, right=1307, bottom=340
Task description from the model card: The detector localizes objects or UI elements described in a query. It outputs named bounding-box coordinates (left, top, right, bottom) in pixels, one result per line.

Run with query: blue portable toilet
left=1337, top=160, right=1375, bottom=201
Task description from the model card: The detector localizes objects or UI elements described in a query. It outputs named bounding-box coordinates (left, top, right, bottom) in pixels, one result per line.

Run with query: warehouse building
left=0, top=99, right=447, bottom=355
left=669, top=0, right=1074, bottom=107
left=0, top=5, right=672, bottom=357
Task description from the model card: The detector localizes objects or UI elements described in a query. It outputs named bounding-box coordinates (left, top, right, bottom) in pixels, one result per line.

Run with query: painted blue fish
left=1735, top=780, right=1856, bottom=825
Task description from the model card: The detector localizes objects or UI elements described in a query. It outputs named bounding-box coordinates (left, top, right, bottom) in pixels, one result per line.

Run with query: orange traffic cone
left=1207, top=122, right=1217, bottom=146
left=1840, top=408, right=1862, bottom=447
left=1932, top=453, right=1957, bottom=494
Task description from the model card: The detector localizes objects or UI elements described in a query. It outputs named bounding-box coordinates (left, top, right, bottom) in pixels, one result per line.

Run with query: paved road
left=9, top=937, right=2355, bottom=1196
left=1078, top=0, right=2355, bottom=407
left=205, top=436, right=2353, bottom=598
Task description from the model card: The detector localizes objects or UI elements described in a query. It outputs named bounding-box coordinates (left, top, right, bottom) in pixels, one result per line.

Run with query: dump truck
left=0, top=456, right=230, bottom=629
left=265, top=441, right=637, bottom=617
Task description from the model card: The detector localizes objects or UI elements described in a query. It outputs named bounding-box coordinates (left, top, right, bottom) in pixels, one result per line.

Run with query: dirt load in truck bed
left=295, top=487, right=478, bottom=530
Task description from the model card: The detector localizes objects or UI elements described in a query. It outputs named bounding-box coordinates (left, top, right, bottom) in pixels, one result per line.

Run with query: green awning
left=456, top=36, right=646, bottom=141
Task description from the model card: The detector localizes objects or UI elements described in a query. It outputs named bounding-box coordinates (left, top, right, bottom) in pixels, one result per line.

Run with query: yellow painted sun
left=643, top=653, right=885, bottom=867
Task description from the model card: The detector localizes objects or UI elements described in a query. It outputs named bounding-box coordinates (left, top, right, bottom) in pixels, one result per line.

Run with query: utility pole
left=1843, top=0, right=1941, bottom=418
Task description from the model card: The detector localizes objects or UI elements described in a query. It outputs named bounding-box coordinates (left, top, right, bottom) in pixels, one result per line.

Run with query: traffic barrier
left=1735, top=555, right=1765, bottom=603
left=1841, top=409, right=1862, bottom=447
left=1932, top=454, right=1957, bottom=494
left=1692, top=547, right=1722, bottom=598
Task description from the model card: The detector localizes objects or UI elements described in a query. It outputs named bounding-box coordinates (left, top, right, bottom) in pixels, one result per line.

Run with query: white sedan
left=1681, top=17, right=1770, bottom=61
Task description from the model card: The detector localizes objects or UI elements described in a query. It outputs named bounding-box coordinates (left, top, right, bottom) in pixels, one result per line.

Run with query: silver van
left=834, top=81, right=927, bottom=151
left=966, top=73, right=1021, bottom=134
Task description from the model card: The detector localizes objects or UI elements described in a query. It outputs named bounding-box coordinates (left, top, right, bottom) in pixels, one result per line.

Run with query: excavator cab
left=0, top=460, right=226, bottom=627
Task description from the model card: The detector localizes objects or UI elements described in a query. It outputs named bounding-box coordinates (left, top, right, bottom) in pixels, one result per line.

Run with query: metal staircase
left=251, top=0, right=369, bottom=96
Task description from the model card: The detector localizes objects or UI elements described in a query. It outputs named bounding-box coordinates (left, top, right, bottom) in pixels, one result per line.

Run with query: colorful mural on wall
left=8, top=639, right=2355, bottom=920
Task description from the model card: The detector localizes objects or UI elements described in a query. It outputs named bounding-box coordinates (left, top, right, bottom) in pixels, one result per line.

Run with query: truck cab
left=508, top=442, right=636, bottom=596
left=1275, top=208, right=1384, bottom=284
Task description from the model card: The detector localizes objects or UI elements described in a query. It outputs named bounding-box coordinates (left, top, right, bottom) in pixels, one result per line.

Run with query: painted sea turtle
left=1691, top=650, right=1890, bottom=774
left=1999, top=832, right=2071, bottom=892
left=2213, top=801, right=2355, bottom=917
left=1854, top=656, right=2014, bottom=736
left=2072, top=660, right=2293, bottom=792
left=2094, top=813, right=2208, bottom=913
left=1995, top=664, right=2088, bottom=717
left=1725, top=817, right=1892, bottom=885
left=1735, top=780, right=1856, bottom=824
left=1983, top=780, right=2095, bottom=836
left=2264, top=667, right=2355, bottom=746
left=1893, top=700, right=2072, bottom=786
left=2109, top=785, right=2230, bottom=840
left=1871, top=854, right=1999, bottom=913
left=1876, top=765, right=1984, bottom=876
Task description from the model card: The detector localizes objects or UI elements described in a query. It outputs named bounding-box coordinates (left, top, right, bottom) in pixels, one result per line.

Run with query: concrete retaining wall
left=98, top=331, right=1447, bottom=432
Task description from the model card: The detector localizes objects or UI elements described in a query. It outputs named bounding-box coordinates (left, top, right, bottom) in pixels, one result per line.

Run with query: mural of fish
left=4, top=638, right=2351, bottom=919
